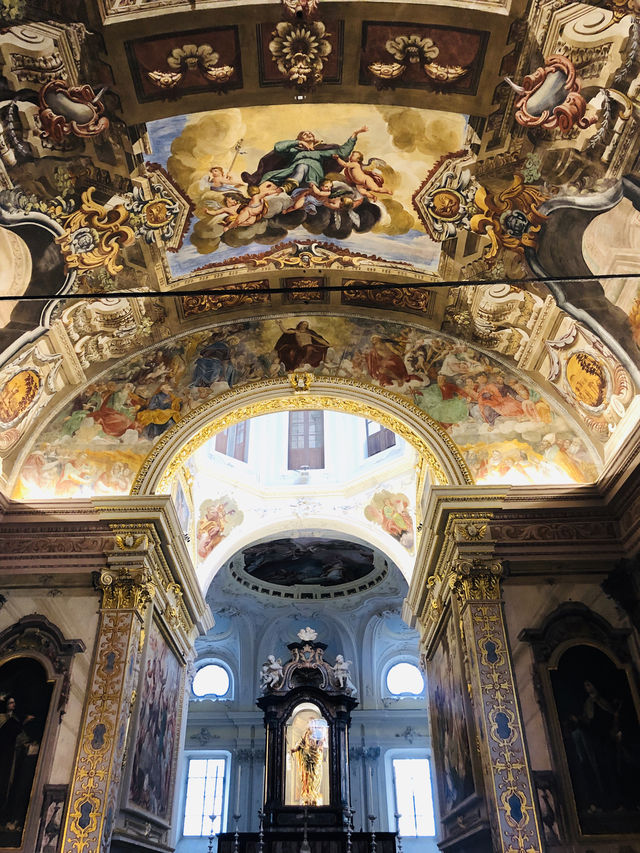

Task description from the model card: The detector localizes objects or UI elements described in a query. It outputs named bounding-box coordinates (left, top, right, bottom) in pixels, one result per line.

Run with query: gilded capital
left=449, top=557, right=503, bottom=604
left=97, top=567, right=155, bottom=613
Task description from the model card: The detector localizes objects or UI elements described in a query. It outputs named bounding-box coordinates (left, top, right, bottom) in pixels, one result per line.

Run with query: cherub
left=259, top=654, right=284, bottom=690
left=224, top=181, right=281, bottom=231
left=332, top=151, right=393, bottom=200
left=203, top=192, right=245, bottom=224
left=200, top=165, right=244, bottom=193
left=332, top=655, right=357, bottom=696
left=286, top=179, right=363, bottom=213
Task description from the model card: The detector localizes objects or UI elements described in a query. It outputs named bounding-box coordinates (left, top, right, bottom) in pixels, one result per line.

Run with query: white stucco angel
left=259, top=654, right=284, bottom=690
left=332, top=654, right=357, bottom=696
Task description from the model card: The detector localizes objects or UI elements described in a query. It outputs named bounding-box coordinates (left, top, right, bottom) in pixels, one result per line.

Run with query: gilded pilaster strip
left=59, top=570, right=152, bottom=853
left=451, top=558, right=545, bottom=853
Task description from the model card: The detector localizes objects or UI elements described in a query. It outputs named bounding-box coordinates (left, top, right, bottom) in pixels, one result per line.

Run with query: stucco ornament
left=469, top=175, right=548, bottom=259
left=147, top=42, right=234, bottom=88
left=370, top=33, right=469, bottom=86
left=281, top=0, right=320, bottom=16
left=56, top=188, right=135, bottom=274
left=297, top=626, right=318, bottom=641
left=506, top=55, right=596, bottom=135
left=38, top=80, right=109, bottom=143
left=385, top=34, right=439, bottom=64
left=269, top=20, right=332, bottom=87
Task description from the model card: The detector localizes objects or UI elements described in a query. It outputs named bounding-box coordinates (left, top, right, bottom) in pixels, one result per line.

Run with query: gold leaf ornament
left=56, top=188, right=135, bottom=275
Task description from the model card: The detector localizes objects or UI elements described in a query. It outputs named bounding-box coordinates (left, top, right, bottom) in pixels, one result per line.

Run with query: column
left=59, top=566, right=153, bottom=853
left=450, top=556, right=545, bottom=853
left=407, top=509, right=546, bottom=853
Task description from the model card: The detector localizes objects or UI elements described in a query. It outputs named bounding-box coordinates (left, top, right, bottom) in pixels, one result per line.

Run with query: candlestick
left=394, top=811, right=404, bottom=853
left=235, top=764, right=242, bottom=816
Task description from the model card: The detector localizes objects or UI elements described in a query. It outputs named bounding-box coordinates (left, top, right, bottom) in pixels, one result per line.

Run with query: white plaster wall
left=0, top=589, right=100, bottom=784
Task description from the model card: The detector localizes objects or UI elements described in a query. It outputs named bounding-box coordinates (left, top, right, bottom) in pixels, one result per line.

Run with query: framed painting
left=0, top=658, right=54, bottom=850
left=34, top=784, right=67, bottom=853
left=127, top=618, right=185, bottom=823
left=428, top=610, right=477, bottom=819
left=522, top=604, right=640, bottom=839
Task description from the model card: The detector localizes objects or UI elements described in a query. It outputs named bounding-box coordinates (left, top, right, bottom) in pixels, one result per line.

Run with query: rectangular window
left=392, top=757, right=436, bottom=837
left=365, top=420, right=396, bottom=457
left=288, top=410, right=325, bottom=469
left=183, top=757, right=226, bottom=836
left=215, top=421, right=249, bottom=462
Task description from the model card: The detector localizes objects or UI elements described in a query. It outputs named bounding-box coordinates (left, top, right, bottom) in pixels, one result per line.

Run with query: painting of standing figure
left=128, top=622, right=183, bottom=820
left=0, top=658, right=53, bottom=849
left=429, top=616, right=475, bottom=816
left=550, top=644, right=640, bottom=835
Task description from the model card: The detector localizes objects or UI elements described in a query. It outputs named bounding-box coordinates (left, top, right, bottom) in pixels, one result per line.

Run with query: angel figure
left=332, top=655, right=357, bottom=696
left=332, top=151, right=393, bottom=200
left=259, top=654, right=284, bottom=690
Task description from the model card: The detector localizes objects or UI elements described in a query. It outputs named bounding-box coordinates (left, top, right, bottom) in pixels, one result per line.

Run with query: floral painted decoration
left=369, top=33, right=470, bottom=87
left=147, top=42, right=234, bottom=88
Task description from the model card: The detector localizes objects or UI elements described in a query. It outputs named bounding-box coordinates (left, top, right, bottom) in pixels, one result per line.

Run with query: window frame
left=287, top=409, right=325, bottom=470
left=214, top=420, right=250, bottom=463
left=181, top=752, right=231, bottom=838
left=385, top=749, right=436, bottom=838
left=382, top=657, right=426, bottom=700
left=385, top=661, right=425, bottom=697
left=191, top=660, right=234, bottom=701
left=365, top=419, right=396, bottom=458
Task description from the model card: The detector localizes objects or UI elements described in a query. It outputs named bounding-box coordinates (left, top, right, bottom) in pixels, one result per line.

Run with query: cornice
left=0, top=496, right=212, bottom=637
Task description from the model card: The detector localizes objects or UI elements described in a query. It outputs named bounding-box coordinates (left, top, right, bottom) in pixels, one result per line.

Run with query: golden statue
left=291, top=724, right=324, bottom=806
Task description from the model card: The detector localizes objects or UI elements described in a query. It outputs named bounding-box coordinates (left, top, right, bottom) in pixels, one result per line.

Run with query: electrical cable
left=1, top=270, right=639, bottom=301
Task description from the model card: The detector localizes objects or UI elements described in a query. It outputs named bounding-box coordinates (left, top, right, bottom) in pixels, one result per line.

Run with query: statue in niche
left=259, top=655, right=284, bottom=690
left=331, top=655, right=357, bottom=696
left=291, top=719, right=327, bottom=806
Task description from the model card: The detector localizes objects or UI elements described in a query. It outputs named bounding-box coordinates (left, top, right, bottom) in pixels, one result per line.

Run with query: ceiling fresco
left=12, top=315, right=603, bottom=501
left=238, top=537, right=375, bottom=587
left=145, top=103, right=465, bottom=278
left=0, top=0, right=639, bottom=502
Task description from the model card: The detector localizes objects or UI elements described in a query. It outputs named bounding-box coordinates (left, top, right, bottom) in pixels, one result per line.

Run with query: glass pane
left=183, top=757, right=226, bottom=836
left=393, top=758, right=435, bottom=837
left=386, top=663, right=424, bottom=695
left=193, top=664, right=230, bottom=697
left=188, top=759, right=208, bottom=778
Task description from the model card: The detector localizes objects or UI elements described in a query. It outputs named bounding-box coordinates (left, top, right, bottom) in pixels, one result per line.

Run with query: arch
left=131, top=376, right=472, bottom=497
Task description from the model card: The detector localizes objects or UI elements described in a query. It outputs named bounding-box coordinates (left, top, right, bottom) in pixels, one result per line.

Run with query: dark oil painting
left=550, top=644, right=640, bottom=835
left=0, top=657, right=53, bottom=848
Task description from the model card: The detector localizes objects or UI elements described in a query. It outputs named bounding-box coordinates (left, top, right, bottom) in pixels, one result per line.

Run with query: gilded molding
left=96, top=567, right=155, bottom=614
left=129, top=377, right=472, bottom=497
left=61, top=609, right=143, bottom=853
left=450, top=558, right=503, bottom=604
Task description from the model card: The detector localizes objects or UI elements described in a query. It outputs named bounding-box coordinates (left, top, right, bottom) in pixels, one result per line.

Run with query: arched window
left=192, top=662, right=232, bottom=699
left=385, top=661, right=424, bottom=696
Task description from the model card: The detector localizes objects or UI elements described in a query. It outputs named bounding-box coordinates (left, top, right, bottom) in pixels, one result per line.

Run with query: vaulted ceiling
left=1, top=0, right=639, bottom=578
